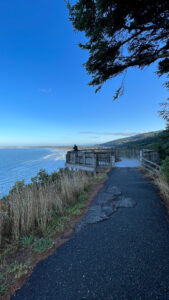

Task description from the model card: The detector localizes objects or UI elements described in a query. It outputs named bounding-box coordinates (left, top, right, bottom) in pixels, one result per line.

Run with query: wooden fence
left=66, top=150, right=115, bottom=173
left=140, top=149, right=161, bottom=172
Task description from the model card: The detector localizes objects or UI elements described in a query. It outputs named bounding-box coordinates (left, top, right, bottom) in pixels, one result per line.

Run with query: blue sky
left=0, top=0, right=167, bottom=146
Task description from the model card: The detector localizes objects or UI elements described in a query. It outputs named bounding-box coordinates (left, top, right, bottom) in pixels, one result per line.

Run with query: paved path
left=12, top=167, right=169, bottom=299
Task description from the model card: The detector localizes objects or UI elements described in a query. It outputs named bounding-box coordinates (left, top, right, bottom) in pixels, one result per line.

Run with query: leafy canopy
left=159, top=98, right=169, bottom=130
left=68, top=0, right=169, bottom=92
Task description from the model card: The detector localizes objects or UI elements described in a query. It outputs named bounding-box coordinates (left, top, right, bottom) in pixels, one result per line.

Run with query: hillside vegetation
left=101, top=130, right=169, bottom=160
left=101, top=130, right=169, bottom=185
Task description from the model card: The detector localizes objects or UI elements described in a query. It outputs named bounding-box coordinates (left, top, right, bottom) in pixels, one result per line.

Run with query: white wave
left=42, top=149, right=66, bottom=161
left=43, top=154, right=53, bottom=159
left=0, top=148, right=67, bottom=198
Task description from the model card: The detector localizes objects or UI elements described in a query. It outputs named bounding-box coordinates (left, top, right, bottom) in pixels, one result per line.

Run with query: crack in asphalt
left=75, top=185, right=136, bottom=233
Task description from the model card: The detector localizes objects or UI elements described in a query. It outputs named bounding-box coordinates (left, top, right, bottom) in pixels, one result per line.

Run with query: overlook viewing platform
left=65, top=148, right=161, bottom=173
left=65, top=149, right=115, bottom=173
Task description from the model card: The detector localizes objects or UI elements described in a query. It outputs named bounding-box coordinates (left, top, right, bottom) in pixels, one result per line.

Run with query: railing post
left=140, top=150, right=143, bottom=164
left=111, top=155, right=115, bottom=166
left=94, top=153, right=97, bottom=168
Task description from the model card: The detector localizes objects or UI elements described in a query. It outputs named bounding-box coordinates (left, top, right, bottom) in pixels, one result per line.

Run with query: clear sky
left=0, top=0, right=167, bottom=146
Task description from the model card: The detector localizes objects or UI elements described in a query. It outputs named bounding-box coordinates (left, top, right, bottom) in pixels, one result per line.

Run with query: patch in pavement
left=75, top=185, right=136, bottom=233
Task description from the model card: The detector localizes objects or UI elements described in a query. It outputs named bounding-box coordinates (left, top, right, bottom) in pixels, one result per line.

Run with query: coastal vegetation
left=144, top=169, right=169, bottom=213
left=0, top=168, right=107, bottom=297
left=162, top=157, right=169, bottom=181
left=0, top=168, right=93, bottom=246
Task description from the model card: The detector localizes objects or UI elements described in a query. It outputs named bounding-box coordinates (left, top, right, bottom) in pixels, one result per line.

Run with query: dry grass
left=1, top=163, right=169, bottom=296
left=0, top=169, right=92, bottom=247
left=0, top=169, right=107, bottom=298
left=143, top=169, right=169, bottom=212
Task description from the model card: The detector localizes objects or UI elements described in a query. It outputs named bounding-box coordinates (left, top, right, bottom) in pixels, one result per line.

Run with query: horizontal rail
left=142, top=158, right=161, bottom=168
left=66, top=150, right=115, bottom=172
left=141, top=158, right=161, bottom=172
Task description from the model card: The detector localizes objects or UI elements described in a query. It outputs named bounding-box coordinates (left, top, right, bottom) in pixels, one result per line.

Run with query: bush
left=20, top=234, right=34, bottom=247
left=33, top=237, right=54, bottom=253
left=162, top=156, right=169, bottom=181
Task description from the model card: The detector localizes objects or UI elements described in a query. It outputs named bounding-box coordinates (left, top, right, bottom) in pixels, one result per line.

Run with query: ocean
left=0, top=148, right=66, bottom=198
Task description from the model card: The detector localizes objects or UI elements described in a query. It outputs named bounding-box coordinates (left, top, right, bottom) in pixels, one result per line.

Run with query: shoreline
left=0, top=148, right=66, bottom=199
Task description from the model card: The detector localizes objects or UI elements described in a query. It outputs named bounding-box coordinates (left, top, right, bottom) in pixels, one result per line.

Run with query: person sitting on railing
left=73, top=144, right=78, bottom=151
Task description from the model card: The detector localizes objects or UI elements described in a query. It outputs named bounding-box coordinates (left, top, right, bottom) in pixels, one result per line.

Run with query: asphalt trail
left=11, top=168, right=169, bottom=300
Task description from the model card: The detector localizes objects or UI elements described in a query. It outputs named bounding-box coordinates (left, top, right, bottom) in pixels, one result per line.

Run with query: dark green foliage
left=68, top=0, right=169, bottom=91
left=158, top=59, right=169, bottom=76
left=162, top=156, right=169, bottom=181
left=20, top=235, right=34, bottom=247
left=9, top=180, right=25, bottom=195
left=31, top=169, right=50, bottom=184
left=159, top=99, right=169, bottom=130
left=30, top=168, right=73, bottom=185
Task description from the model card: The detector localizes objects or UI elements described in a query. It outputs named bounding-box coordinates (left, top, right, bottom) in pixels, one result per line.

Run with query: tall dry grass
left=145, top=170, right=169, bottom=211
left=0, top=169, right=92, bottom=246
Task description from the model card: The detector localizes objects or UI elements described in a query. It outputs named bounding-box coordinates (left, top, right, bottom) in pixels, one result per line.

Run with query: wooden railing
left=66, top=148, right=162, bottom=173
left=140, top=149, right=161, bottom=172
left=66, top=150, right=115, bottom=173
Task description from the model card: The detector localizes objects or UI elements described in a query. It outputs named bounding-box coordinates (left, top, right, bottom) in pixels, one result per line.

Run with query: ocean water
left=0, top=148, right=66, bottom=198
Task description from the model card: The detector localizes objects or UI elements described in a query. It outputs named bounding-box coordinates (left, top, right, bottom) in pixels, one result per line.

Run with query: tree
left=159, top=98, right=169, bottom=130
left=68, top=0, right=169, bottom=94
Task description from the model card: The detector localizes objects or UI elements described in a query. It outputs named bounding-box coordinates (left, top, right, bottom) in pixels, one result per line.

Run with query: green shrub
left=45, top=216, right=70, bottom=236
left=33, top=237, right=54, bottom=253
left=20, top=234, right=34, bottom=247
left=9, top=180, right=25, bottom=195
left=78, top=192, right=87, bottom=202
left=162, top=156, right=169, bottom=181
left=31, top=169, right=49, bottom=184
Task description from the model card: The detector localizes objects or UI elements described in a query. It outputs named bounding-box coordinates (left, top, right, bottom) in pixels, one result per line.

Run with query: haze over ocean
left=0, top=148, right=66, bottom=198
